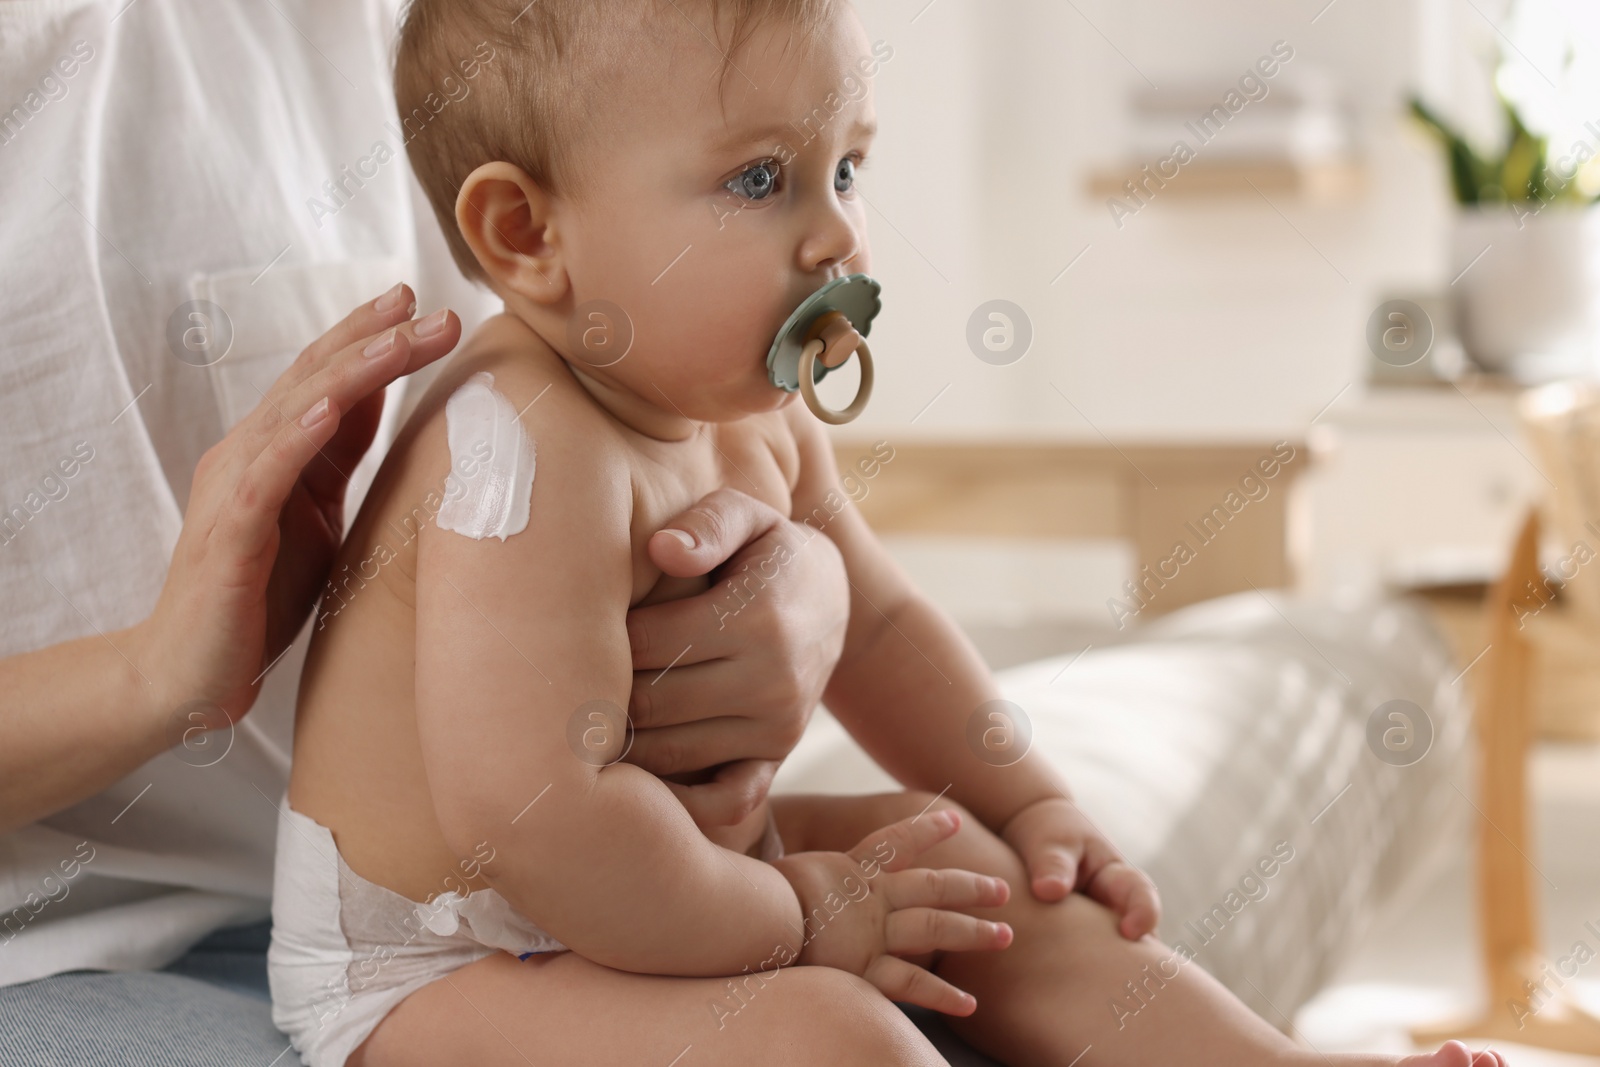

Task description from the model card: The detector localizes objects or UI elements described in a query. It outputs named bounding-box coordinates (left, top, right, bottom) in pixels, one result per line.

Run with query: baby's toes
left=1400, top=1040, right=1506, bottom=1067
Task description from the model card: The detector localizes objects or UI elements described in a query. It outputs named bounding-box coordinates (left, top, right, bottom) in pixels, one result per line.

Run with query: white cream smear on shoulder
left=436, top=371, right=536, bottom=541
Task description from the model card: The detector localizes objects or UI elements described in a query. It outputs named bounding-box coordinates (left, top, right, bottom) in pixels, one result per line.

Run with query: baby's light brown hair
left=394, top=0, right=839, bottom=285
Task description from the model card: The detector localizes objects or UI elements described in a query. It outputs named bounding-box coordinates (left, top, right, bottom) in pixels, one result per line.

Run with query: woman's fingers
left=643, top=487, right=787, bottom=579
left=846, top=808, right=963, bottom=875
left=222, top=284, right=413, bottom=462
left=625, top=715, right=777, bottom=776
left=248, top=310, right=458, bottom=452
left=223, top=303, right=460, bottom=491
left=292, top=280, right=416, bottom=371
left=301, top=377, right=389, bottom=507
left=862, top=956, right=979, bottom=1017
left=195, top=289, right=462, bottom=620
left=219, top=390, right=345, bottom=566
left=658, top=759, right=779, bottom=829
left=625, top=593, right=744, bottom=672
left=884, top=906, right=1012, bottom=958
left=627, top=656, right=741, bottom=724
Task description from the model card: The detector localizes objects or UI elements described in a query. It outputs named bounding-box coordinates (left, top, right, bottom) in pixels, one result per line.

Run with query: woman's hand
left=1000, top=795, right=1162, bottom=939
left=622, top=488, right=849, bottom=830
left=771, top=809, right=1012, bottom=1017
left=130, top=283, right=461, bottom=728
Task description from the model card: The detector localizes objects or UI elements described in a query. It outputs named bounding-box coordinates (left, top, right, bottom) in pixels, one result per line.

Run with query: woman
left=0, top=2, right=846, bottom=1061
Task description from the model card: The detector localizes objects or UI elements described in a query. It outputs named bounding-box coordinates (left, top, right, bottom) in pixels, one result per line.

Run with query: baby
left=266, top=2, right=1511, bottom=1067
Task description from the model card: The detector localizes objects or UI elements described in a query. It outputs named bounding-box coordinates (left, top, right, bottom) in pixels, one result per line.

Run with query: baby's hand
left=770, top=809, right=1011, bottom=1017
left=1000, top=795, right=1161, bottom=939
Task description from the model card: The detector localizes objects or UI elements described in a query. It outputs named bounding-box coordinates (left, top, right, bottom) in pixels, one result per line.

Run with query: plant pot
left=1451, top=203, right=1600, bottom=380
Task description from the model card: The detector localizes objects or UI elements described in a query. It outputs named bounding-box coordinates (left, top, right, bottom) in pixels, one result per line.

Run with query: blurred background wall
left=823, top=0, right=1600, bottom=633
left=838, top=0, right=1595, bottom=435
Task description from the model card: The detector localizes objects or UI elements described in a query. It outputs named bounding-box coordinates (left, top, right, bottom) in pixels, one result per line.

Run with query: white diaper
left=265, top=794, right=567, bottom=1067
left=266, top=793, right=785, bottom=1067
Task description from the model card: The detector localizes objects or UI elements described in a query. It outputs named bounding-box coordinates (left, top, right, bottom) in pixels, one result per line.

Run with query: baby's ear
left=455, top=162, right=567, bottom=304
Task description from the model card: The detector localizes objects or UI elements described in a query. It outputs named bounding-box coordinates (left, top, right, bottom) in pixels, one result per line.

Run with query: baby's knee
left=739, top=967, right=946, bottom=1067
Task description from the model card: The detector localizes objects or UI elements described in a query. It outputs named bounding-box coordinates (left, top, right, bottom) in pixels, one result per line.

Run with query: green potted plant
left=1409, top=91, right=1600, bottom=379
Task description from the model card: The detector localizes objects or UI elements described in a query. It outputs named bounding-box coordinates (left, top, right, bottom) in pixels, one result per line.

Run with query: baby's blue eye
left=727, top=160, right=779, bottom=201
left=834, top=157, right=856, bottom=193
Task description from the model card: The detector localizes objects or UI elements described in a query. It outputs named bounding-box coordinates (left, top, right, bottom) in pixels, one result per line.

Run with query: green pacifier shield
left=766, top=273, right=883, bottom=392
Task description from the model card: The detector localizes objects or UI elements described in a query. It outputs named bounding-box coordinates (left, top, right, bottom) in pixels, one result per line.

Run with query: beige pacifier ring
left=797, top=337, right=874, bottom=425
left=796, top=315, right=875, bottom=425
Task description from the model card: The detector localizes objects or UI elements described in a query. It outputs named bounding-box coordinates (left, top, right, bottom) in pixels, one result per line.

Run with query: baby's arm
left=412, top=375, right=800, bottom=978
left=784, top=411, right=1067, bottom=834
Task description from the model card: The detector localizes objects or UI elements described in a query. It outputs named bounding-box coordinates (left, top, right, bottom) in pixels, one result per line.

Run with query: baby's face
left=552, top=4, right=878, bottom=423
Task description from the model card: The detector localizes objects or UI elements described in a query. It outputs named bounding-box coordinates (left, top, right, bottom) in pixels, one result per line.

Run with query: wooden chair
left=1413, top=509, right=1600, bottom=1054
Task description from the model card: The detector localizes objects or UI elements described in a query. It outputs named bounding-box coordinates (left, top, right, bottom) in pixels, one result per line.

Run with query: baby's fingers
left=1021, top=842, right=1080, bottom=903
left=884, top=868, right=1009, bottom=912
left=862, top=956, right=979, bottom=1017
left=851, top=809, right=960, bottom=876
left=1087, top=860, right=1163, bottom=940
left=884, top=908, right=1013, bottom=958
left=847, top=808, right=963, bottom=874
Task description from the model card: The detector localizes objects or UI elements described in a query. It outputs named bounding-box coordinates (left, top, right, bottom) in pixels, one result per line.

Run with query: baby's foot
left=1308, top=1040, right=1509, bottom=1067
left=1398, top=1040, right=1508, bottom=1067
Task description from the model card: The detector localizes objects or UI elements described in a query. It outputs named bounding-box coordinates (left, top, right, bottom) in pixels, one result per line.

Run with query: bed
left=774, top=589, right=1473, bottom=1064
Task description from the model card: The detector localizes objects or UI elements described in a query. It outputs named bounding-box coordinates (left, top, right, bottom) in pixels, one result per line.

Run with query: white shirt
left=0, top=0, right=496, bottom=987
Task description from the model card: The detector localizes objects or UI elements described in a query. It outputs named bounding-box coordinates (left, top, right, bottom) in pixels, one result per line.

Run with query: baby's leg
left=350, top=947, right=950, bottom=1067
left=774, top=792, right=1507, bottom=1067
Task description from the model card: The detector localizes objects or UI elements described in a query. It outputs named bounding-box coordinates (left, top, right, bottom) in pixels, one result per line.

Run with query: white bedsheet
left=776, top=591, right=1472, bottom=1050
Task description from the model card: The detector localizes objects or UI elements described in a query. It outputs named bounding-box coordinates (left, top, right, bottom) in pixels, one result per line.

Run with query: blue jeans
left=0, top=919, right=995, bottom=1067
left=0, top=919, right=293, bottom=1067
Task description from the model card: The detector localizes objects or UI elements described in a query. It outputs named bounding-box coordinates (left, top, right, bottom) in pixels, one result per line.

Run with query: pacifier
left=766, top=273, right=881, bottom=425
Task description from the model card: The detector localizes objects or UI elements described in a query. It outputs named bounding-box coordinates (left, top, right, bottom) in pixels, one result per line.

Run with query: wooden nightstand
left=1302, top=379, right=1600, bottom=742
left=1297, top=379, right=1543, bottom=598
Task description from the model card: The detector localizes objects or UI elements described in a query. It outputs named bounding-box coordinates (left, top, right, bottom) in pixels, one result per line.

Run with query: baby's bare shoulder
left=344, top=314, right=638, bottom=602
left=409, top=315, right=617, bottom=438
left=392, top=315, right=631, bottom=492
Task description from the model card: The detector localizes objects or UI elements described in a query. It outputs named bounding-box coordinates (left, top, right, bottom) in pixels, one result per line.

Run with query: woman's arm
left=0, top=285, right=461, bottom=835
left=414, top=378, right=802, bottom=978
left=0, top=626, right=165, bottom=834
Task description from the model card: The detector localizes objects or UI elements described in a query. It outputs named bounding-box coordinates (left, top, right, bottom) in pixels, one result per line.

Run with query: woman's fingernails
left=661, top=528, right=696, bottom=550
left=414, top=308, right=450, bottom=337
left=364, top=329, right=396, bottom=358
left=374, top=282, right=406, bottom=313
left=300, top=396, right=331, bottom=428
